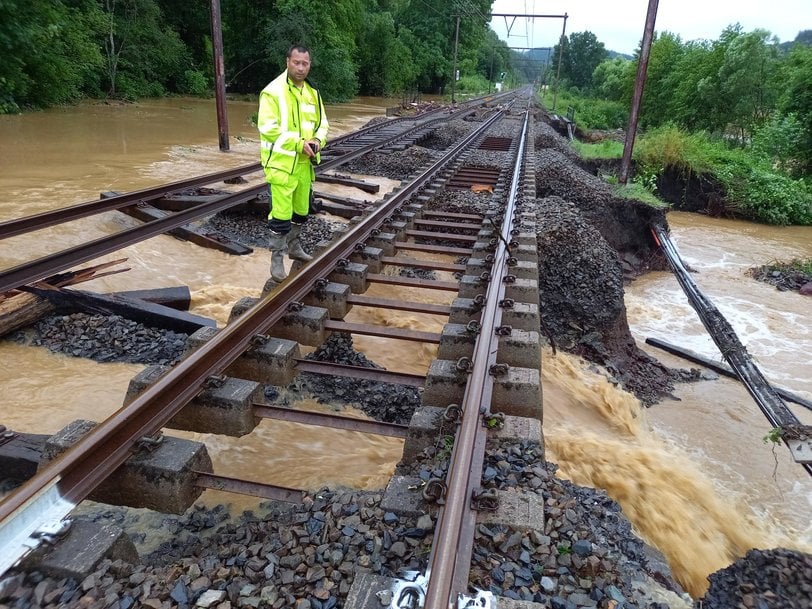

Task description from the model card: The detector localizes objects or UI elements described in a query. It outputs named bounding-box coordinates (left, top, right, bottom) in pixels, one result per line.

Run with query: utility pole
left=552, top=13, right=568, bottom=112
left=451, top=14, right=460, bottom=103
left=489, top=46, right=495, bottom=94
left=210, top=0, right=229, bottom=151
left=620, top=0, right=660, bottom=184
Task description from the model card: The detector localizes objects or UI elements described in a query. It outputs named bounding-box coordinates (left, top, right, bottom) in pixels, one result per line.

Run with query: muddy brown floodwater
left=0, top=97, right=810, bottom=598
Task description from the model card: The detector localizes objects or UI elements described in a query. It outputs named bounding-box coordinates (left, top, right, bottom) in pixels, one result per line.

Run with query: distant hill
left=607, top=50, right=633, bottom=60
left=779, top=29, right=811, bottom=52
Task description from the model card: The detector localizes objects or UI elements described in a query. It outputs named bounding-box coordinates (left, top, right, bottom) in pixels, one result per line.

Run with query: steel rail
left=652, top=225, right=812, bottom=477
left=423, top=102, right=531, bottom=608
left=0, top=90, right=514, bottom=242
left=193, top=472, right=305, bottom=503
left=253, top=404, right=409, bottom=438
left=0, top=96, right=517, bottom=295
left=0, top=101, right=511, bottom=576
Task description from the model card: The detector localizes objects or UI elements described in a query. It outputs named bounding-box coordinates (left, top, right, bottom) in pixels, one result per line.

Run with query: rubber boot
left=268, top=230, right=288, bottom=282
left=287, top=224, right=313, bottom=262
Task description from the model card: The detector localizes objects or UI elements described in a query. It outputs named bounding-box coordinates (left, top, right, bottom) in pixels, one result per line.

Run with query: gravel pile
left=416, top=120, right=475, bottom=150
left=697, top=548, right=812, bottom=609
left=8, top=313, right=188, bottom=365
left=344, top=146, right=441, bottom=180
left=297, top=333, right=421, bottom=425
left=747, top=261, right=812, bottom=294
left=534, top=121, right=582, bottom=162
left=534, top=195, right=674, bottom=405
left=535, top=148, right=666, bottom=274
left=0, top=436, right=691, bottom=609
left=203, top=199, right=343, bottom=254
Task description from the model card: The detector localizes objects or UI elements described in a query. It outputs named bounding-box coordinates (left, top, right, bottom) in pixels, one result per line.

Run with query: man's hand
left=302, top=139, right=321, bottom=158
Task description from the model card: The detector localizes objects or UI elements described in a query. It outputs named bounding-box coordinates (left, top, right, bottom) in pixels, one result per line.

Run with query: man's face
left=286, top=49, right=311, bottom=85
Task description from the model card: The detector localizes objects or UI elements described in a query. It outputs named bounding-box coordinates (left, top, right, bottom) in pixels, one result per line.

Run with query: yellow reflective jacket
left=257, top=71, right=328, bottom=176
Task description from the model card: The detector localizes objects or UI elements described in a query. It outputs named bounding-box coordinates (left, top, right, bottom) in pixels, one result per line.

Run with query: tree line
left=544, top=26, right=812, bottom=177
left=0, top=0, right=514, bottom=113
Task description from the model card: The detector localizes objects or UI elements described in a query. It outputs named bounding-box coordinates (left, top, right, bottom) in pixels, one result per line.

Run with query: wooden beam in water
left=24, top=286, right=216, bottom=334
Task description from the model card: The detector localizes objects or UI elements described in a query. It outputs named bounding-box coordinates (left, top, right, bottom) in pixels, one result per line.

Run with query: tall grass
left=572, top=140, right=624, bottom=159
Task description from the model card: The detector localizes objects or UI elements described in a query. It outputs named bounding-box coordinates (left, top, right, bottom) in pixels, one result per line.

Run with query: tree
left=776, top=43, right=812, bottom=175
left=0, top=0, right=104, bottom=112
left=553, top=31, right=607, bottom=90
left=356, top=10, right=416, bottom=95
left=101, top=0, right=189, bottom=98
left=717, top=28, right=779, bottom=140
left=638, top=32, right=685, bottom=128
left=591, top=57, right=633, bottom=102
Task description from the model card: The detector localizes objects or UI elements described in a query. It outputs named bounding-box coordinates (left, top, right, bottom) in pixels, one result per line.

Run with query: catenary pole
left=451, top=14, right=461, bottom=103
left=619, top=0, right=660, bottom=183
left=551, top=13, right=568, bottom=112
left=210, top=0, right=230, bottom=151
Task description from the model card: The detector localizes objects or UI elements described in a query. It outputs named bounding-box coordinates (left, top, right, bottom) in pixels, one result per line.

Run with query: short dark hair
left=287, top=44, right=310, bottom=58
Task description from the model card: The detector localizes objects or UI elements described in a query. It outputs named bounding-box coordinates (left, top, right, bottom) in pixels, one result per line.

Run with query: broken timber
left=315, top=174, right=380, bottom=193
left=0, top=260, right=130, bottom=338
left=101, top=191, right=252, bottom=255
left=0, top=427, right=47, bottom=486
left=106, top=286, right=192, bottom=311
left=645, top=337, right=812, bottom=413
left=24, top=286, right=215, bottom=334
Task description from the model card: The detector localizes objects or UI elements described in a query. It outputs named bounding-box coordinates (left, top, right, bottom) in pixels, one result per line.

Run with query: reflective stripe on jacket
left=257, top=70, right=329, bottom=175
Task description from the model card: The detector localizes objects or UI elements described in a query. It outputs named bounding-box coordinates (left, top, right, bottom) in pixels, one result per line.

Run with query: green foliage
left=456, top=73, right=490, bottom=95
left=775, top=44, right=812, bottom=175
left=763, top=428, right=782, bottom=444
left=638, top=124, right=812, bottom=225
left=721, top=163, right=812, bottom=225
left=612, top=183, right=668, bottom=208
left=539, top=89, right=627, bottom=130
left=635, top=124, right=715, bottom=175
left=552, top=31, right=608, bottom=90
left=639, top=32, right=686, bottom=128
left=356, top=11, right=416, bottom=95
left=0, top=0, right=104, bottom=112
left=436, top=435, right=455, bottom=461
left=556, top=543, right=572, bottom=556
left=177, top=70, right=209, bottom=96
left=752, top=112, right=805, bottom=173
left=592, top=57, right=633, bottom=101
left=571, top=140, right=624, bottom=159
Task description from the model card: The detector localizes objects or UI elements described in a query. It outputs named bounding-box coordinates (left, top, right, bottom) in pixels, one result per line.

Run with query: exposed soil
left=532, top=130, right=676, bottom=405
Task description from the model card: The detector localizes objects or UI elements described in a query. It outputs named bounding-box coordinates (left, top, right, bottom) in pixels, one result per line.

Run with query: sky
left=488, top=0, right=812, bottom=55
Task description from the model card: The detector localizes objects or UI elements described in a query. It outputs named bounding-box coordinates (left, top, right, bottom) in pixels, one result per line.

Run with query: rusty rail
left=423, top=101, right=531, bottom=608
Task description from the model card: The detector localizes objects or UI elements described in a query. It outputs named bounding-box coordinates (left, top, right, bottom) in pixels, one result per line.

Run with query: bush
left=456, top=74, right=490, bottom=95
left=538, top=88, right=627, bottom=130
left=177, top=70, right=210, bottom=96
left=722, top=165, right=812, bottom=225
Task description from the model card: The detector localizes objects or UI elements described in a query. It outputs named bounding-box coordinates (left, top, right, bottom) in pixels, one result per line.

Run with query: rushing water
left=1, top=98, right=811, bottom=597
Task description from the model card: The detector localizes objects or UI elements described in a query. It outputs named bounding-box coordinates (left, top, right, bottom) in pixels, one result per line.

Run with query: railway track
left=0, top=90, right=515, bottom=295
left=0, top=88, right=545, bottom=609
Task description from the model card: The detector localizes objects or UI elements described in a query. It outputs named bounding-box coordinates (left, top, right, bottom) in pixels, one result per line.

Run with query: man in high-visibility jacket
left=258, top=44, right=329, bottom=282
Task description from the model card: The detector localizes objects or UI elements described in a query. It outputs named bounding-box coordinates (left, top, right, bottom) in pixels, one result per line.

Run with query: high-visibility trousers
left=267, top=159, right=314, bottom=226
